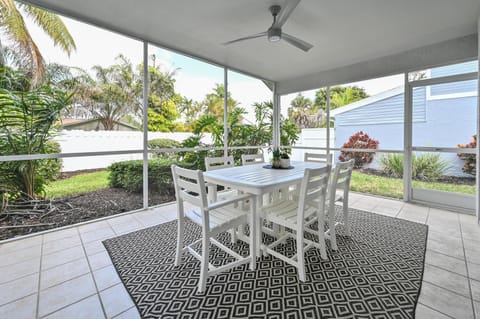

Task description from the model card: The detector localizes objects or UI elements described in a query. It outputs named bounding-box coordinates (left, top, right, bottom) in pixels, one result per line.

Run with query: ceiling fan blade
left=282, top=33, right=313, bottom=52
left=223, top=32, right=267, bottom=45
left=274, top=0, right=301, bottom=28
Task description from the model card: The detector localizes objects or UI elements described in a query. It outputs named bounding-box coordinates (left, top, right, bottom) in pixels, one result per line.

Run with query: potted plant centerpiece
left=272, top=148, right=281, bottom=168
left=280, top=151, right=290, bottom=168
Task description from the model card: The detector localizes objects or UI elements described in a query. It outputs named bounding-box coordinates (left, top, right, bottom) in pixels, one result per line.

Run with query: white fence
left=53, top=129, right=333, bottom=172
left=53, top=131, right=211, bottom=172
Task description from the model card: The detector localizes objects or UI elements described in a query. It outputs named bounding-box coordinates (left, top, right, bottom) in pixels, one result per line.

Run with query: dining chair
left=205, top=156, right=236, bottom=202
left=241, top=153, right=265, bottom=166
left=260, top=165, right=331, bottom=282
left=322, top=159, right=355, bottom=250
left=171, top=165, right=255, bottom=293
left=304, top=152, right=333, bottom=165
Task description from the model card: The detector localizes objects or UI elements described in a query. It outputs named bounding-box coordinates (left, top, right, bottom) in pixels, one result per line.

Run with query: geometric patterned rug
left=103, top=207, right=428, bottom=319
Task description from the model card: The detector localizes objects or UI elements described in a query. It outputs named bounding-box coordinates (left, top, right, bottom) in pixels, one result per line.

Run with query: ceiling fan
left=223, top=0, right=313, bottom=52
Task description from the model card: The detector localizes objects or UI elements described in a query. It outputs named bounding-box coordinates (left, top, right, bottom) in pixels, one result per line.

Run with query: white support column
left=142, top=42, right=149, bottom=209
left=326, top=86, right=331, bottom=157
left=272, top=83, right=281, bottom=149
left=223, top=68, right=228, bottom=157
left=403, top=72, right=412, bottom=202
left=476, top=17, right=480, bottom=223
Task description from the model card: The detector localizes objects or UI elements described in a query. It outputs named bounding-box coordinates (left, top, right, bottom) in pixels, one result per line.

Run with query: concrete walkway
left=0, top=192, right=479, bottom=318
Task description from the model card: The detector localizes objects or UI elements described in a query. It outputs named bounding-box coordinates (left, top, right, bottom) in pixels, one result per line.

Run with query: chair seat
left=186, top=205, right=248, bottom=231
left=262, top=199, right=317, bottom=228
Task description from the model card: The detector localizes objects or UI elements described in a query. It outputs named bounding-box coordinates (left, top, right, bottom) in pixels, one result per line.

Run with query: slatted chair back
left=205, top=156, right=234, bottom=171
left=241, top=153, right=265, bottom=166
left=304, top=152, right=333, bottom=165
left=171, top=165, right=208, bottom=209
left=328, top=159, right=354, bottom=204
left=297, top=166, right=331, bottom=223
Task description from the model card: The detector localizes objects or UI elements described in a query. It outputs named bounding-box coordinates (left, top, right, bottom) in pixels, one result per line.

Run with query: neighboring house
left=331, top=61, right=478, bottom=176
left=60, top=118, right=139, bottom=131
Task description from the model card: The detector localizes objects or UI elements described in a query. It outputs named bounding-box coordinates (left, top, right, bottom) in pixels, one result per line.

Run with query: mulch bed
left=0, top=188, right=176, bottom=241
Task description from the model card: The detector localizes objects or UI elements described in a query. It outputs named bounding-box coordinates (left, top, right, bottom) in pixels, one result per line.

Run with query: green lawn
left=351, top=171, right=475, bottom=199
left=45, top=171, right=110, bottom=198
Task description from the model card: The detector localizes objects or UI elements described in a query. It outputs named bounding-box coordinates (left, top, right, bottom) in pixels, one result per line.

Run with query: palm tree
left=0, top=0, right=76, bottom=84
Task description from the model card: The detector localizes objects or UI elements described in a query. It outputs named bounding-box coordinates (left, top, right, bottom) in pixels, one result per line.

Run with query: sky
left=24, top=14, right=404, bottom=122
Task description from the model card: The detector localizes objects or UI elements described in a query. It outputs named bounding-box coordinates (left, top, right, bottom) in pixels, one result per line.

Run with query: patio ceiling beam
left=276, top=34, right=478, bottom=95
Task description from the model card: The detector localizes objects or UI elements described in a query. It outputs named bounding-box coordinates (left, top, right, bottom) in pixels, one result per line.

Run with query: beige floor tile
left=84, top=240, right=107, bottom=256
left=349, top=198, right=381, bottom=212
left=43, top=235, right=82, bottom=255
left=0, top=257, right=40, bottom=284
left=422, top=264, right=470, bottom=298
left=43, top=294, right=105, bottom=319
left=93, top=265, right=121, bottom=291
left=38, top=273, right=96, bottom=317
left=43, top=228, right=78, bottom=244
left=468, top=262, right=480, bottom=281
left=418, top=281, right=474, bottom=319
left=80, top=228, right=116, bottom=244
left=475, top=300, right=480, bottom=319
left=0, top=236, right=42, bottom=255
left=397, top=209, right=428, bottom=224
left=40, top=258, right=90, bottom=290
left=110, top=221, right=143, bottom=235
left=112, top=307, right=141, bottom=319
left=107, top=215, right=138, bottom=226
left=427, top=238, right=464, bottom=260
left=78, top=221, right=111, bottom=234
left=401, top=203, right=430, bottom=214
left=425, top=250, right=467, bottom=276
left=42, top=245, right=86, bottom=270
left=88, top=251, right=113, bottom=271
left=0, top=244, right=42, bottom=267
left=0, top=273, right=38, bottom=306
left=371, top=201, right=402, bottom=216
left=0, top=294, right=37, bottom=319
left=465, top=248, right=480, bottom=265
left=415, top=303, right=451, bottom=319
left=470, top=279, right=480, bottom=302
left=99, top=284, right=135, bottom=319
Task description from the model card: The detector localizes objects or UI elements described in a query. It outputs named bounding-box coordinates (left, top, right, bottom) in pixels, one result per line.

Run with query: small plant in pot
left=272, top=148, right=281, bottom=168
left=280, top=152, right=290, bottom=168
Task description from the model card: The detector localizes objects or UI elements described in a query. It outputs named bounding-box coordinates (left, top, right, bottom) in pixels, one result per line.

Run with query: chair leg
left=296, top=231, right=306, bottom=282
left=175, top=216, right=184, bottom=266
left=229, top=228, right=237, bottom=244
left=328, top=205, right=338, bottom=251
left=343, top=194, right=351, bottom=237
left=198, top=235, right=209, bottom=293
left=316, top=211, right=328, bottom=260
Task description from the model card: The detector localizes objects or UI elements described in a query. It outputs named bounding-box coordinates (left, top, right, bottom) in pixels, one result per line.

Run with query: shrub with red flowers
left=339, top=131, right=379, bottom=168
left=457, top=135, right=476, bottom=175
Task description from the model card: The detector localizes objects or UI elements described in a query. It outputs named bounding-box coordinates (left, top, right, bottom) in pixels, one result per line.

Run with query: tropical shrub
left=0, top=68, right=71, bottom=199
left=380, top=153, right=449, bottom=180
left=457, top=135, right=476, bottom=175
left=339, top=131, right=379, bottom=168
left=148, top=138, right=181, bottom=159
left=108, top=159, right=194, bottom=193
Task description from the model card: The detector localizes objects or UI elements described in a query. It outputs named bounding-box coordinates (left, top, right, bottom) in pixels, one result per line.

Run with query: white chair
left=241, top=153, right=265, bottom=166
left=260, top=166, right=331, bottom=282
left=323, top=159, right=355, bottom=250
left=171, top=165, right=255, bottom=293
left=205, top=156, right=236, bottom=202
left=304, top=152, right=333, bottom=165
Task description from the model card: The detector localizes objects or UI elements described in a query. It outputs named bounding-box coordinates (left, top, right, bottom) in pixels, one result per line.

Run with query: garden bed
left=0, top=188, right=176, bottom=241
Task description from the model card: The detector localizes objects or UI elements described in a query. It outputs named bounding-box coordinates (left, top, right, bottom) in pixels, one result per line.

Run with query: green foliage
left=45, top=170, right=109, bottom=198
left=314, top=86, right=368, bottom=111
left=380, top=153, right=449, bottom=180
left=148, top=138, right=181, bottom=159
left=0, top=69, right=70, bottom=199
left=457, top=135, right=476, bottom=175
left=339, top=131, right=379, bottom=168
left=108, top=159, right=193, bottom=194
left=176, top=135, right=210, bottom=171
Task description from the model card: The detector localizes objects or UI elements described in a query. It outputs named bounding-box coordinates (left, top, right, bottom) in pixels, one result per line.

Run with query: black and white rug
left=103, top=207, right=428, bottom=319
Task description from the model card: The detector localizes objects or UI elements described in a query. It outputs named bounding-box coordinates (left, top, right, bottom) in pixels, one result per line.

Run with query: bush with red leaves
left=457, top=135, right=476, bottom=175
left=339, top=131, right=379, bottom=168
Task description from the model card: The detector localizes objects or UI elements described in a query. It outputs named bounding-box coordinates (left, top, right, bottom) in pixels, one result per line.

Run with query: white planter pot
left=280, top=158, right=290, bottom=168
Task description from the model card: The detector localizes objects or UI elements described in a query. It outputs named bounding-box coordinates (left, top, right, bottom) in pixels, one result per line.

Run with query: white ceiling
left=24, top=0, right=480, bottom=93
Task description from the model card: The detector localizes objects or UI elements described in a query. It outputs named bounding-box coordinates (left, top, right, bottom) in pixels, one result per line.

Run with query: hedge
left=108, top=159, right=194, bottom=193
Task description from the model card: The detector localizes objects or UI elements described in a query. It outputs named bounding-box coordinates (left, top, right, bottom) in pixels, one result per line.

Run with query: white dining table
left=203, top=160, right=327, bottom=255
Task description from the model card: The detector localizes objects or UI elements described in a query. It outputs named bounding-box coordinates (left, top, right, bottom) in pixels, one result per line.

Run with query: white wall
left=290, top=128, right=335, bottom=161
left=53, top=130, right=211, bottom=172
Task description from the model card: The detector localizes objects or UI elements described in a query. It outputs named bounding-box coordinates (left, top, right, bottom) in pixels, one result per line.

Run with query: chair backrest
left=205, top=156, right=234, bottom=171
left=329, top=159, right=355, bottom=202
left=297, top=165, right=331, bottom=221
left=171, top=165, right=208, bottom=209
left=241, top=153, right=265, bottom=166
left=304, top=152, right=333, bottom=165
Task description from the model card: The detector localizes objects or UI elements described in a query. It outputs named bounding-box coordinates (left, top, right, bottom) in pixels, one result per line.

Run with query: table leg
left=255, top=194, right=262, bottom=257
left=249, top=196, right=257, bottom=271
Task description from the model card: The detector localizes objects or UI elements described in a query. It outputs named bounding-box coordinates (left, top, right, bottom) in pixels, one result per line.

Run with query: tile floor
left=0, top=193, right=479, bottom=319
